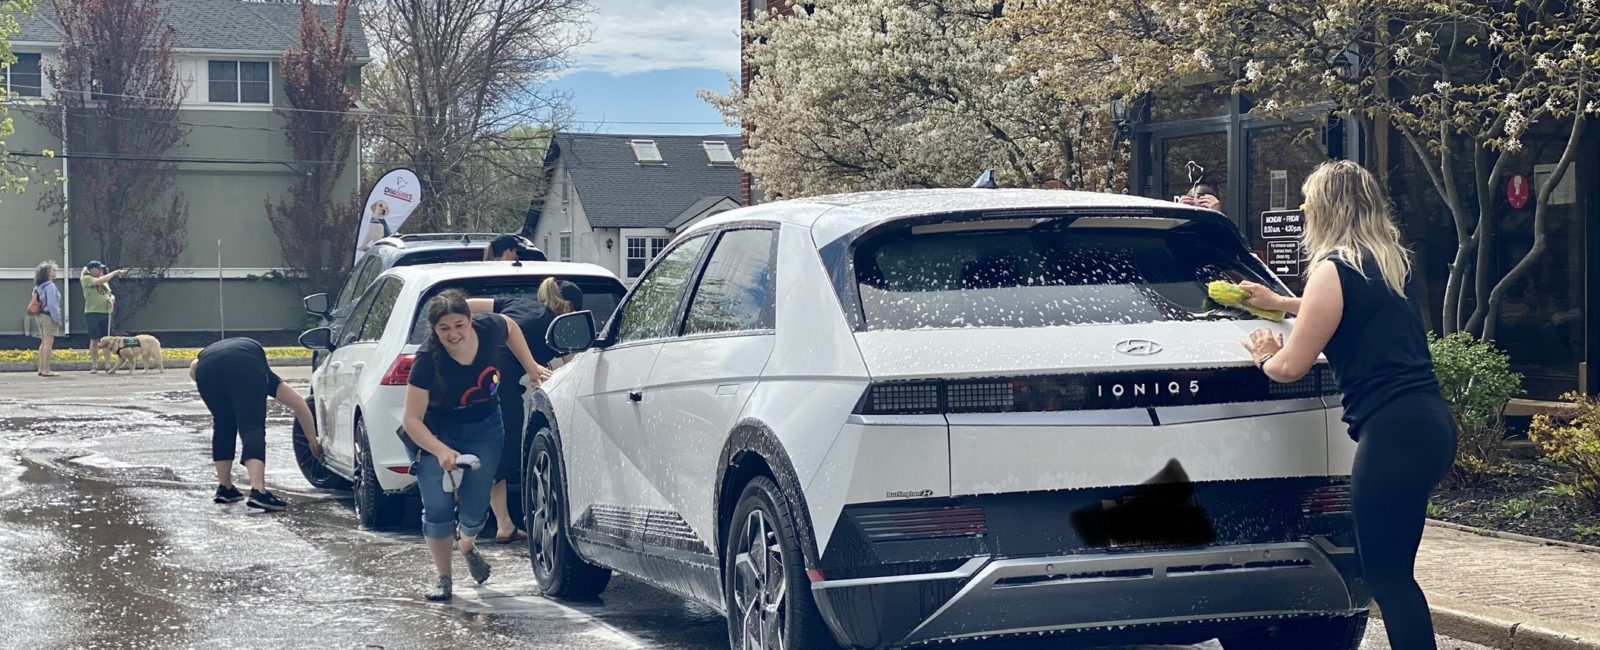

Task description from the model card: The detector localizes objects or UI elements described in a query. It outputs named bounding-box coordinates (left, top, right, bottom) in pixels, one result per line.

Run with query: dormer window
left=703, top=141, right=735, bottom=165
left=630, top=139, right=664, bottom=164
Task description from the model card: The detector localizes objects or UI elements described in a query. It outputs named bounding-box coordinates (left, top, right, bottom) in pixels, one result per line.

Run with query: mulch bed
left=1431, top=455, right=1600, bottom=546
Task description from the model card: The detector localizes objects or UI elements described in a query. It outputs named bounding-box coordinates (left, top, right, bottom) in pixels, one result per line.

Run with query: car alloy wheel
left=732, top=508, right=788, bottom=650
left=530, top=447, right=559, bottom=578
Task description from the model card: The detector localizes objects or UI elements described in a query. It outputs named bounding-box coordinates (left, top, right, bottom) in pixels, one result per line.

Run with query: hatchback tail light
left=381, top=353, right=417, bottom=386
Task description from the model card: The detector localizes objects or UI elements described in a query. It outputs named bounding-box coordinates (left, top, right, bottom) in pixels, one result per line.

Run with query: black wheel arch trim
left=714, top=418, right=821, bottom=569
left=527, top=390, right=588, bottom=559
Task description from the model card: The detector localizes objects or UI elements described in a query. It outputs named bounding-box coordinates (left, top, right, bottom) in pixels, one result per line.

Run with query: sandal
left=495, top=528, right=528, bottom=544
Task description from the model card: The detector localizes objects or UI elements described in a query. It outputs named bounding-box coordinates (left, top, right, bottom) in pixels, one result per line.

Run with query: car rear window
left=408, top=276, right=627, bottom=344
left=392, top=249, right=490, bottom=267
left=853, top=218, right=1278, bottom=330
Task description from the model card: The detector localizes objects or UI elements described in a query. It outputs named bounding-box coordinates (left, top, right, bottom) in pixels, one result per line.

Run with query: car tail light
left=1301, top=481, right=1352, bottom=515
left=387, top=465, right=413, bottom=474
left=381, top=353, right=417, bottom=386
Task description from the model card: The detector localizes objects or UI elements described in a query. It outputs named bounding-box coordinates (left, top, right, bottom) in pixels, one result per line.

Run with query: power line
left=15, top=86, right=732, bottom=125
left=6, top=149, right=557, bottom=171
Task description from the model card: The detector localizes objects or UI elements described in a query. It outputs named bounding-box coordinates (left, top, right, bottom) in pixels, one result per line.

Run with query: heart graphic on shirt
left=458, top=365, right=501, bottom=408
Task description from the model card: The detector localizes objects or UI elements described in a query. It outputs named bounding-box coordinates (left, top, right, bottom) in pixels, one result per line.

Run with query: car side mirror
left=303, top=293, right=331, bottom=318
left=548, top=311, right=597, bottom=354
left=299, top=327, right=335, bottom=352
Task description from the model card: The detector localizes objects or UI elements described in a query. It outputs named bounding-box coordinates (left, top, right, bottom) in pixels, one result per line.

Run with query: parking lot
left=0, top=368, right=1491, bottom=649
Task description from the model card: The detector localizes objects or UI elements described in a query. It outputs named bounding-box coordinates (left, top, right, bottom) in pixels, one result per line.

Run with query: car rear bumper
left=811, top=539, right=1365, bottom=648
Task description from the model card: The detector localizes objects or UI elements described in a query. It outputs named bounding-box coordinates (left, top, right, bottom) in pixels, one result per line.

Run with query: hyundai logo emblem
left=1115, top=339, right=1163, bottom=356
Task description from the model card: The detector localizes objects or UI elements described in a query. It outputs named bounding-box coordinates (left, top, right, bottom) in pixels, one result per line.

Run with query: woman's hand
left=525, top=364, right=553, bottom=385
left=1241, top=328, right=1285, bottom=364
left=1237, top=281, right=1284, bottom=312
left=436, top=447, right=461, bottom=471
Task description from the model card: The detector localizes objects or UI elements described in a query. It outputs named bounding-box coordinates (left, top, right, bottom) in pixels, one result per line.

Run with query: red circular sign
left=1508, top=173, right=1531, bottom=210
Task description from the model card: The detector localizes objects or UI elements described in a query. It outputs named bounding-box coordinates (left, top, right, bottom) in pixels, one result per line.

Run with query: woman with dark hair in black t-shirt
left=401, top=289, right=548, bottom=601
left=1239, top=161, right=1455, bottom=650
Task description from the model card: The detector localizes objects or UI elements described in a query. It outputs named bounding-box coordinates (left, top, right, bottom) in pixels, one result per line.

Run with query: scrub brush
left=1207, top=280, right=1285, bottom=322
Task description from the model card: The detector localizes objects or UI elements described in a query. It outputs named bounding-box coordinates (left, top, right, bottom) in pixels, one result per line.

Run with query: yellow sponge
left=1207, top=280, right=1285, bottom=322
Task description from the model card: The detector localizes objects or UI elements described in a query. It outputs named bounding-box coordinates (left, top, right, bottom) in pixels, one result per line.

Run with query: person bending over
left=190, top=338, right=319, bottom=512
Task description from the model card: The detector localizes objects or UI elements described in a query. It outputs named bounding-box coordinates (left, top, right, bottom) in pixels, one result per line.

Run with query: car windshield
left=853, top=219, right=1276, bottom=330
left=407, top=276, right=627, bottom=344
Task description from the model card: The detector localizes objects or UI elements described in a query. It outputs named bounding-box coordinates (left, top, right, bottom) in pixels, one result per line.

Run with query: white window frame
left=702, top=141, right=735, bottom=164
left=629, top=139, right=664, bottom=164
left=4, top=52, right=43, bottom=98
left=559, top=233, right=572, bottom=262
left=207, top=60, right=273, bottom=105
left=622, top=228, right=672, bottom=280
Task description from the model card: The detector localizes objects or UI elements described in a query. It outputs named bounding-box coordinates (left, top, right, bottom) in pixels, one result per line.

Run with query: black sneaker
left=247, top=489, right=287, bottom=512
left=213, top=485, right=245, bottom=504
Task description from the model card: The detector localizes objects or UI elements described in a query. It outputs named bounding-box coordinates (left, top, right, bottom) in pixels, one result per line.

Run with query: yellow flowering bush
left=1528, top=392, right=1600, bottom=508
left=0, top=347, right=310, bottom=364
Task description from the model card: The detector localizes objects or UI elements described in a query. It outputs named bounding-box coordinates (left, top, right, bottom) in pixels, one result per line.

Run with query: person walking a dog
left=81, top=261, right=126, bottom=373
left=189, top=337, right=320, bottom=512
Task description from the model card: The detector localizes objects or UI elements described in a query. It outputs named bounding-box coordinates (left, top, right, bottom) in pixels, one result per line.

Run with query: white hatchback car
left=295, top=261, right=626, bottom=529
left=527, top=189, right=1371, bottom=650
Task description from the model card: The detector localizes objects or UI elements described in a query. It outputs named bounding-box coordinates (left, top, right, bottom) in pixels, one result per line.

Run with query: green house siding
left=0, top=98, right=360, bottom=335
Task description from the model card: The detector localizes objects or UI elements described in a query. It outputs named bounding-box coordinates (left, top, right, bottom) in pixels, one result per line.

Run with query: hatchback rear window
left=853, top=219, right=1277, bottom=330
left=392, top=249, right=490, bottom=267
left=408, top=276, right=627, bottom=344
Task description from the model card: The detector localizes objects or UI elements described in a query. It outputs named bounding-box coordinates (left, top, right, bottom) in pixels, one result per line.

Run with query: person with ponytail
left=401, top=289, right=548, bottom=601
left=1238, top=160, right=1455, bottom=650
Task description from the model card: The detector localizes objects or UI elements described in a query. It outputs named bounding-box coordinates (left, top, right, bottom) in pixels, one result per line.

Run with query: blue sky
left=551, top=0, right=741, bottom=136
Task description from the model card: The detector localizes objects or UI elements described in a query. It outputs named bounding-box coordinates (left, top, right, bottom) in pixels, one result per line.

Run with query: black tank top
left=1320, top=251, right=1440, bottom=439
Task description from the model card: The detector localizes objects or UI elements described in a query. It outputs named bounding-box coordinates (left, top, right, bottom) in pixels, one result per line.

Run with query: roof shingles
left=549, top=133, right=743, bottom=230
left=10, top=0, right=369, bottom=58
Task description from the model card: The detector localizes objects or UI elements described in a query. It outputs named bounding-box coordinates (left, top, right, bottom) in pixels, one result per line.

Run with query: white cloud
left=569, top=0, right=740, bottom=75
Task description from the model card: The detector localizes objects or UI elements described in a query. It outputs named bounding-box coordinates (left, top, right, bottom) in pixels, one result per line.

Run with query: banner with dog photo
left=353, top=168, right=423, bottom=265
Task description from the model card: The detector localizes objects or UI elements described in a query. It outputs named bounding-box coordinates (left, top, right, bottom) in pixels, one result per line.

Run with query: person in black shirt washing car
left=466, top=278, right=583, bottom=544
left=403, top=289, right=551, bottom=601
left=190, top=338, right=320, bottom=511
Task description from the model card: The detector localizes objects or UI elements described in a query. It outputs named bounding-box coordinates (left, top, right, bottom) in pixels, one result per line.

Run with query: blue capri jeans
left=414, top=410, right=504, bottom=540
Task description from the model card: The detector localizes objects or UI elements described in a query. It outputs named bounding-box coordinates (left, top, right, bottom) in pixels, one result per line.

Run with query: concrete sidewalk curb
left=1426, top=519, right=1600, bottom=554
left=1425, top=596, right=1600, bottom=650
left=1412, top=521, right=1600, bottom=650
left=0, top=358, right=310, bottom=373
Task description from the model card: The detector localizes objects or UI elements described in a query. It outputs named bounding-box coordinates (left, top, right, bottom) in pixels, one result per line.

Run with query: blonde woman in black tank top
left=1238, top=160, right=1456, bottom=650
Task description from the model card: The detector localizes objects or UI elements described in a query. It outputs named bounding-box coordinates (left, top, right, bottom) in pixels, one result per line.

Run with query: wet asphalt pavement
left=0, top=367, right=1492, bottom=650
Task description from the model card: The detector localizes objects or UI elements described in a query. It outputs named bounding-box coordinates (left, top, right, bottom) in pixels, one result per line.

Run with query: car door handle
left=329, top=362, right=343, bottom=371
left=716, top=384, right=740, bottom=396
left=352, top=362, right=365, bottom=371
left=628, top=391, right=643, bottom=403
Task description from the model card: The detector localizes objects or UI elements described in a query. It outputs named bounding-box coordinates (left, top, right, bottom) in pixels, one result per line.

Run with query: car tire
left=353, top=417, right=405, bottom=530
left=525, top=429, right=610, bottom=599
left=292, top=398, right=351, bottom=490
left=723, top=476, right=838, bottom=650
left=1219, top=613, right=1368, bottom=650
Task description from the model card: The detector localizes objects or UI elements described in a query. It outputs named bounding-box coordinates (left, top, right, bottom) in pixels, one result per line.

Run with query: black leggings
left=1351, top=393, right=1457, bottom=650
left=196, top=366, right=269, bottom=464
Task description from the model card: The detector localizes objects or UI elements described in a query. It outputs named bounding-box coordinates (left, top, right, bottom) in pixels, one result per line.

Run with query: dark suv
left=303, top=233, right=545, bottom=368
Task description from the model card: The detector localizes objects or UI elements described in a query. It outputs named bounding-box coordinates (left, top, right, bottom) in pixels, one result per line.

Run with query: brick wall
left=739, top=1, right=799, bottom=205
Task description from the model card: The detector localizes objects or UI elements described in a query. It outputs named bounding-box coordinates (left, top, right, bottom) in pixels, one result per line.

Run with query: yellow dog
left=99, top=334, right=164, bottom=374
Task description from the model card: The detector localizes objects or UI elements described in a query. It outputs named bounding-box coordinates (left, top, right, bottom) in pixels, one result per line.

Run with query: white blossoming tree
left=1010, top=0, right=1597, bottom=340
left=703, top=0, right=1123, bottom=199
